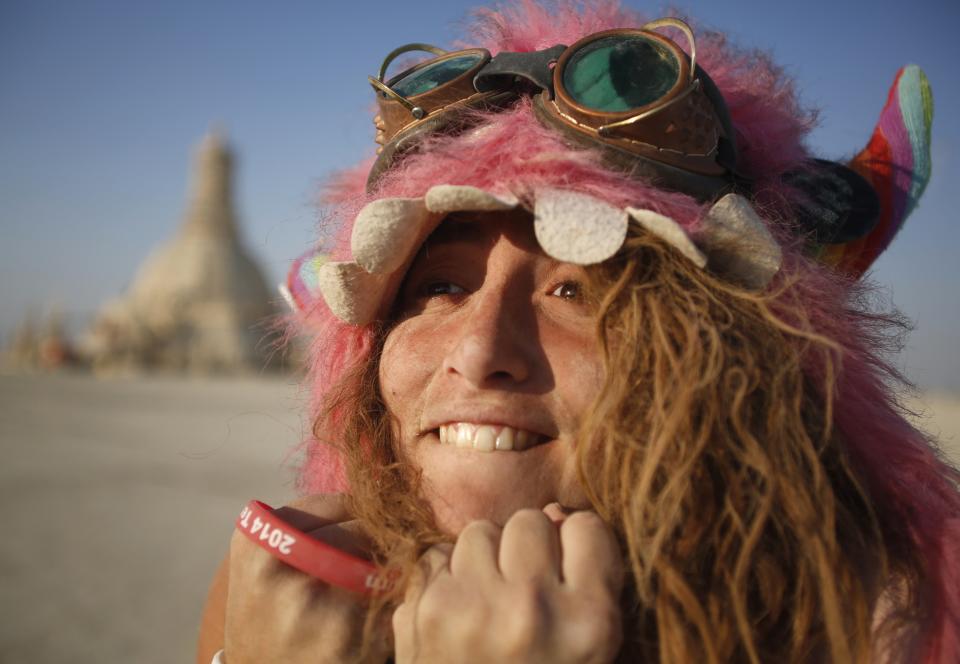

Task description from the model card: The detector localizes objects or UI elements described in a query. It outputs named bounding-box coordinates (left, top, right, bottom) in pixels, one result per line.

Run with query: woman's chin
left=428, top=493, right=544, bottom=533
left=412, top=436, right=590, bottom=533
left=422, top=479, right=588, bottom=534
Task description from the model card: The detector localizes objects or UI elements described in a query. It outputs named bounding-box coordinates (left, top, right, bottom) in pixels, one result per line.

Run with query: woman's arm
left=196, top=555, right=229, bottom=664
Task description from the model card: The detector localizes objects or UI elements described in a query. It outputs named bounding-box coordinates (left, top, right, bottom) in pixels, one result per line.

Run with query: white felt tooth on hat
left=625, top=207, right=707, bottom=268
left=534, top=189, right=628, bottom=264
left=316, top=261, right=392, bottom=325
left=321, top=185, right=524, bottom=326
left=351, top=197, right=435, bottom=274
left=425, top=184, right=520, bottom=213
left=698, top=193, right=782, bottom=289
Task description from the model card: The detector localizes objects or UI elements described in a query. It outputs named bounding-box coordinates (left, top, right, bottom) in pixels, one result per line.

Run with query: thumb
left=542, top=502, right=574, bottom=525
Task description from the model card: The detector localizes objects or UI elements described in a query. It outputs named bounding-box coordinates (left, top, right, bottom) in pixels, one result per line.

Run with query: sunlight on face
left=378, top=211, right=604, bottom=533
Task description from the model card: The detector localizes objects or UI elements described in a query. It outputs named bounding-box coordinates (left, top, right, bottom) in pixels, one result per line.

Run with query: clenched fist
left=393, top=506, right=625, bottom=663
left=221, top=494, right=389, bottom=664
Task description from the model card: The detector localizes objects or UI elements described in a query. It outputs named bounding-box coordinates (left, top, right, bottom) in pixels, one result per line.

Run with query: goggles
left=368, top=19, right=740, bottom=200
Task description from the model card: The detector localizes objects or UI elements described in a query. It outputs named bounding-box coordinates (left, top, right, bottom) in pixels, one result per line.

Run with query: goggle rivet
left=412, top=107, right=425, bottom=120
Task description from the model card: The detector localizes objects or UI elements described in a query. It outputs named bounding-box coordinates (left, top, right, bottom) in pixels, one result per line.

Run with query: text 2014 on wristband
left=235, top=499, right=388, bottom=595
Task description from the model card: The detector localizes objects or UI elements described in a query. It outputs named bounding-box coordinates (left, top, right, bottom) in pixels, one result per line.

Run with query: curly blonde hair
left=311, top=222, right=937, bottom=663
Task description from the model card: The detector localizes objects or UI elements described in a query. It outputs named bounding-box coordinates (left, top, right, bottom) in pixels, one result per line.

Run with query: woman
left=199, top=1, right=960, bottom=662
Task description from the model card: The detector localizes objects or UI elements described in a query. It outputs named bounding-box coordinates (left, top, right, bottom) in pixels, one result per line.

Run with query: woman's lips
left=436, top=423, right=547, bottom=452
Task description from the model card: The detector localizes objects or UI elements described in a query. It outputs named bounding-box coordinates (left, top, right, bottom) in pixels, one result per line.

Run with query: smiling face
left=378, top=210, right=604, bottom=533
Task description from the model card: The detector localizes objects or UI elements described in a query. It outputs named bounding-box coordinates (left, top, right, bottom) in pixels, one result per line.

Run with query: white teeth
left=437, top=423, right=541, bottom=452
left=456, top=423, right=475, bottom=448
left=474, top=426, right=496, bottom=452
left=516, top=429, right=530, bottom=449
left=495, top=427, right=514, bottom=451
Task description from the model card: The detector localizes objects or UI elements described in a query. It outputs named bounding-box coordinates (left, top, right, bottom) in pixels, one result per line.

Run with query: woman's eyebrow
left=415, top=220, right=490, bottom=262
left=424, top=220, right=486, bottom=248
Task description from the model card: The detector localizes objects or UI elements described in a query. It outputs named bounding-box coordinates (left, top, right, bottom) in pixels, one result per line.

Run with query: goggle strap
left=377, top=43, right=448, bottom=82
left=641, top=18, right=696, bottom=83
left=473, top=44, right=568, bottom=97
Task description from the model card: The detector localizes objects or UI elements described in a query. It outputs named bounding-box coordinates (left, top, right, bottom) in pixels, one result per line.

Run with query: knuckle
left=573, top=601, right=623, bottom=660
left=590, top=605, right=622, bottom=643
left=504, top=509, right=551, bottom=540
left=416, top=585, right=450, bottom=632
left=502, top=581, right=548, bottom=652
left=228, top=530, right=271, bottom=576
left=510, top=508, right=550, bottom=527
left=419, top=544, right=453, bottom=574
left=459, top=519, right=499, bottom=541
left=229, top=527, right=250, bottom=555
left=562, top=509, right=607, bottom=534
left=456, top=520, right=500, bottom=552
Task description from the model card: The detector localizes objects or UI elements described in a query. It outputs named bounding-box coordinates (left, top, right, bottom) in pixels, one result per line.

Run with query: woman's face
left=379, top=211, right=604, bottom=533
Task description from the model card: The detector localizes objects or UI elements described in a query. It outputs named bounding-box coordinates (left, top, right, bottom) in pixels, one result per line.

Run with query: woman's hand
left=221, top=494, right=390, bottom=664
left=393, top=507, right=625, bottom=664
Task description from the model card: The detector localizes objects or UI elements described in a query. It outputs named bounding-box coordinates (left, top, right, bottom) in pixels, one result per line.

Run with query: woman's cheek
left=379, top=321, right=440, bottom=422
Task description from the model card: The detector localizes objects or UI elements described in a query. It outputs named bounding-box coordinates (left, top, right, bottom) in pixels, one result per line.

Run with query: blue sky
left=1, top=0, right=958, bottom=388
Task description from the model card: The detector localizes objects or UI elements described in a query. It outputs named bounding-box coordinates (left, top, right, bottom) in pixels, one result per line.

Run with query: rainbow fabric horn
left=816, top=65, right=933, bottom=277
left=281, top=250, right=328, bottom=316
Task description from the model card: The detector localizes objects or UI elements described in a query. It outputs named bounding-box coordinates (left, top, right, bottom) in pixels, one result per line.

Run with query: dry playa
left=0, top=374, right=957, bottom=663
left=0, top=374, right=303, bottom=664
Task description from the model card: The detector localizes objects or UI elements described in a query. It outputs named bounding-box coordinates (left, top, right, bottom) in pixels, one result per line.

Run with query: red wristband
left=235, top=499, right=386, bottom=596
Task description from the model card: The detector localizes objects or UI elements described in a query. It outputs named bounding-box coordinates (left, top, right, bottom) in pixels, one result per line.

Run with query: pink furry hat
left=285, top=2, right=958, bottom=661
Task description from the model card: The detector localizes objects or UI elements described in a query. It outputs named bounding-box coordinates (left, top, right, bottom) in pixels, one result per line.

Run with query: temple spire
left=183, top=128, right=238, bottom=242
left=83, top=129, right=277, bottom=374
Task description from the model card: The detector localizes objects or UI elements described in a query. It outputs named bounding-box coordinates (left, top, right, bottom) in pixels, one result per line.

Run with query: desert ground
left=0, top=373, right=303, bottom=664
left=0, top=373, right=958, bottom=663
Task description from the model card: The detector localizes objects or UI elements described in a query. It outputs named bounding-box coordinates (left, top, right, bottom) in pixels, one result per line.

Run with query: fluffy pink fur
left=771, top=260, right=960, bottom=663
left=294, top=1, right=960, bottom=659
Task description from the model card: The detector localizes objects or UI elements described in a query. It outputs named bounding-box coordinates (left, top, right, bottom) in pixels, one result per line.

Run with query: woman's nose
left=441, top=285, right=534, bottom=387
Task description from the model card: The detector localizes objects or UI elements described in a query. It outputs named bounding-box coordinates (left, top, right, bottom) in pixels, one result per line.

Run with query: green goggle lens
left=389, top=53, right=485, bottom=98
left=562, top=36, right=680, bottom=112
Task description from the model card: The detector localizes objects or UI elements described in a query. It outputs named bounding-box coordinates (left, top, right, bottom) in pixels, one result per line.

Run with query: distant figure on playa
left=198, top=2, right=960, bottom=662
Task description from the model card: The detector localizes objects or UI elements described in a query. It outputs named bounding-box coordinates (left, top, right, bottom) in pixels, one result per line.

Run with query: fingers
left=559, top=511, right=624, bottom=596
left=542, top=501, right=572, bottom=525
left=450, top=520, right=501, bottom=580
left=404, top=543, right=453, bottom=603
left=394, top=511, right=625, bottom=664
left=401, top=509, right=621, bottom=603
left=394, top=543, right=454, bottom=660
left=499, top=509, right=561, bottom=583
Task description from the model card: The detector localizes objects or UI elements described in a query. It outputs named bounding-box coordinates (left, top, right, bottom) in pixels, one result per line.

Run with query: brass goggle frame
left=368, top=18, right=737, bottom=196
left=369, top=45, right=498, bottom=149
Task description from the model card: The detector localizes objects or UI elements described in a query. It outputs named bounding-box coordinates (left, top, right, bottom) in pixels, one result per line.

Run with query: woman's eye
left=422, top=281, right=466, bottom=297
left=551, top=281, right=581, bottom=300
